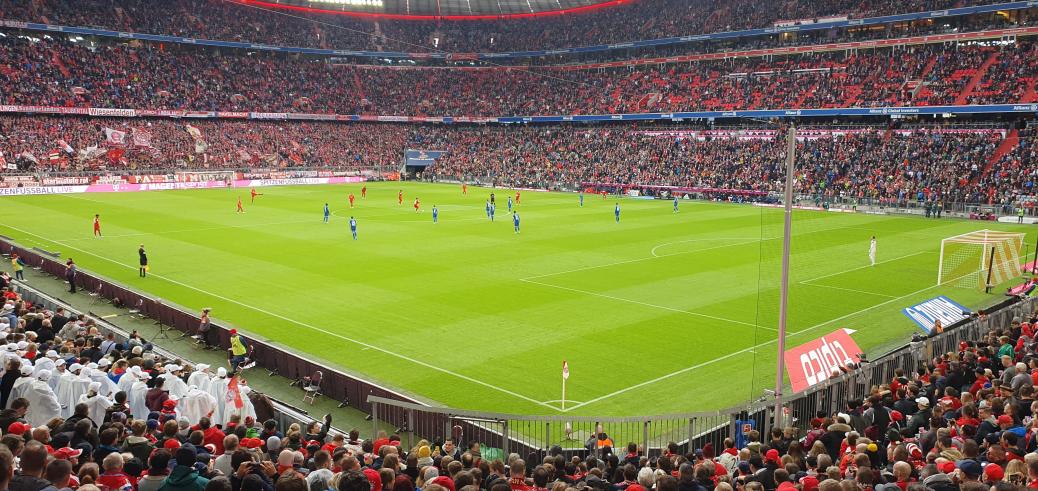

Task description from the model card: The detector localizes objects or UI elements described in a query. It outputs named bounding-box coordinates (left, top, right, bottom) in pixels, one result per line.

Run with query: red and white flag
left=562, top=360, right=569, bottom=380
left=132, top=129, right=153, bottom=148
left=103, top=127, right=127, bottom=146
left=226, top=375, right=244, bottom=409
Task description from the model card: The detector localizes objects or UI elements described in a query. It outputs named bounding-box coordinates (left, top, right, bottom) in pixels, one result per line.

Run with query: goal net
left=938, top=230, right=1025, bottom=289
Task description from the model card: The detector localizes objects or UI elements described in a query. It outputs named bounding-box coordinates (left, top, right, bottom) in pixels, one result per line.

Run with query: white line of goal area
left=4, top=224, right=561, bottom=412
left=796, top=251, right=935, bottom=299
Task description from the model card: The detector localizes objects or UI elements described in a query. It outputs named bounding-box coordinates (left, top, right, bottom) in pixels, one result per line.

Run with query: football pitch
left=0, top=182, right=1034, bottom=417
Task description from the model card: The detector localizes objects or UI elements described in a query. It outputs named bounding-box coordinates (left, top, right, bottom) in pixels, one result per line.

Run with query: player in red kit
left=250, top=188, right=263, bottom=203
left=413, top=198, right=421, bottom=213
left=93, top=214, right=102, bottom=238
left=348, top=193, right=355, bottom=208
left=361, top=186, right=367, bottom=199
left=462, top=183, right=468, bottom=195
left=398, top=190, right=403, bottom=205
left=236, top=197, right=245, bottom=213
left=515, top=191, right=521, bottom=204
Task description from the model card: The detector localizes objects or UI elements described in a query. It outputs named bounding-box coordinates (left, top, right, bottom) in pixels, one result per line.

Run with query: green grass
left=0, top=182, right=1033, bottom=417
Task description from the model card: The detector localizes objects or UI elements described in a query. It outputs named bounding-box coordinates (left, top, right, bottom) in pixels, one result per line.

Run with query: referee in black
left=138, top=244, right=148, bottom=277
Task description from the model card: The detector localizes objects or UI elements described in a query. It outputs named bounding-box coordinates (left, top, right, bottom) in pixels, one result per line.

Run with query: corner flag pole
left=774, top=124, right=796, bottom=430
left=562, top=360, right=569, bottom=411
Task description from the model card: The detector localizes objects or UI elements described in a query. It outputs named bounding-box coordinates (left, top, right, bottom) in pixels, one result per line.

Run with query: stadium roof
left=237, top=0, right=629, bottom=20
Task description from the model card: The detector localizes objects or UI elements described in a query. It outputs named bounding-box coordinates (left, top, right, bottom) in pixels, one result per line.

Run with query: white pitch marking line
left=560, top=267, right=979, bottom=413
left=799, top=283, right=898, bottom=299
left=4, top=224, right=558, bottom=412
left=798, top=251, right=932, bottom=284
left=59, top=217, right=328, bottom=242
left=649, top=237, right=760, bottom=258
left=520, top=278, right=775, bottom=331
left=523, top=239, right=761, bottom=281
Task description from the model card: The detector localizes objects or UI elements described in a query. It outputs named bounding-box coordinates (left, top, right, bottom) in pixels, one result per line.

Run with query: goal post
left=938, top=230, right=1026, bottom=289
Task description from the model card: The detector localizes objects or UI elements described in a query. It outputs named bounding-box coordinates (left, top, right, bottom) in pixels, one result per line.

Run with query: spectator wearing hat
left=146, top=378, right=170, bottom=413
left=819, top=416, right=852, bottom=462
left=161, top=445, right=209, bottom=491
left=907, top=397, right=932, bottom=435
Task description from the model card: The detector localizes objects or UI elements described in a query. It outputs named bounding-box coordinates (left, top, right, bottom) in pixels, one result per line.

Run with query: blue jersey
left=349, top=219, right=357, bottom=231
left=324, top=205, right=330, bottom=216
left=673, top=198, right=679, bottom=209
left=615, top=205, right=620, bottom=216
left=432, top=208, right=438, bottom=221
left=508, top=198, right=513, bottom=209
left=513, top=214, right=520, bottom=226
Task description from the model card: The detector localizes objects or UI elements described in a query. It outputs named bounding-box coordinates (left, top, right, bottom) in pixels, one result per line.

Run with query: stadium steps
left=954, top=51, right=1000, bottom=105
left=50, top=51, right=70, bottom=78
left=980, top=128, right=1020, bottom=178
left=918, top=55, right=940, bottom=82
left=794, top=82, right=819, bottom=108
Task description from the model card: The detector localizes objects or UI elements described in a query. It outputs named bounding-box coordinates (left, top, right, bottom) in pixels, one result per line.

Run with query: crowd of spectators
left=0, top=35, right=1034, bottom=117
left=2, top=114, right=1029, bottom=205
left=2, top=260, right=1038, bottom=491
left=0, top=0, right=1008, bottom=54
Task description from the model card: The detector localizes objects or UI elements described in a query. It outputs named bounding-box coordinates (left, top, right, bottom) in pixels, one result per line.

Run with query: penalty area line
left=561, top=267, right=975, bottom=413
left=519, top=278, right=775, bottom=332
left=4, top=224, right=558, bottom=412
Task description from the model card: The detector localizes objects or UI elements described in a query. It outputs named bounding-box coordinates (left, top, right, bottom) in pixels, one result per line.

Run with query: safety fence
left=368, top=295, right=1037, bottom=459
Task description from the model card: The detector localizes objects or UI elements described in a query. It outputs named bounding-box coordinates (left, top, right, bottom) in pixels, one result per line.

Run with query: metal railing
left=368, top=295, right=1038, bottom=458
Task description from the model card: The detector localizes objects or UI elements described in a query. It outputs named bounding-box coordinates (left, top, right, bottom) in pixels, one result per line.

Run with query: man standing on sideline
left=228, top=329, right=249, bottom=374
left=138, top=245, right=148, bottom=278
left=869, top=236, right=877, bottom=266
left=349, top=216, right=358, bottom=240
left=579, top=191, right=584, bottom=207
left=673, top=196, right=679, bottom=213
left=10, top=254, right=23, bottom=281
left=65, top=259, right=76, bottom=293
left=615, top=203, right=621, bottom=223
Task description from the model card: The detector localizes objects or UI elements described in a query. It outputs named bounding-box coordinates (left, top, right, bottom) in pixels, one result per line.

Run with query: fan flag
left=562, top=360, right=569, bottom=380
left=227, top=375, right=244, bottom=409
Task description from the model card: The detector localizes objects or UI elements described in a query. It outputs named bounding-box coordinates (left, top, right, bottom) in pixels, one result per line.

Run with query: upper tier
left=0, top=0, right=1007, bottom=54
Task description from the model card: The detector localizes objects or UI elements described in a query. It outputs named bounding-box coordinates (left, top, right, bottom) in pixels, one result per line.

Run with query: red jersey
left=414, top=199, right=420, bottom=210
left=361, top=186, right=367, bottom=197
left=462, top=184, right=468, bottom=194
left=251, top=189, right=257, bottom=198
left=398, top=192, right=403, bottom=204
left=93, top=217, right=101, bottom=229
left=508, top=478, right=532, bottom=491
left=237, top=198, right=243, bottom=210
left=515, top=191, right=521, bottom=203
left=349, top=194, right=355, bottom=203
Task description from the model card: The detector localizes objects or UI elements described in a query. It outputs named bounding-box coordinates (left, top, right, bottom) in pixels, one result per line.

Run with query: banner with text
left=902, top=296, right=970, bottom=334
left=784, top=328, right=863, bottom=393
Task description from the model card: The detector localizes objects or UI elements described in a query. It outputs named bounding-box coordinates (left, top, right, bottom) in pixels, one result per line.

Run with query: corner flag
left=562, top=360, right=569, bottom=380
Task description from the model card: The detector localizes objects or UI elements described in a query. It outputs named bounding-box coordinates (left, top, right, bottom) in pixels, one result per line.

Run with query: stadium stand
left=0, top=0, right=1010, bottom=53
left=1, top=36, right=1037, bottom=116
left=0, top=116, right=1030, bottom=206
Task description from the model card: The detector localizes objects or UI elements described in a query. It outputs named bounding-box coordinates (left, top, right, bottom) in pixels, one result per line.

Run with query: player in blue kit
left=489, top=202, right=496, bottom=221
left=485, top=200, right=491, bottom=219
left=323, top=203, right=330, bottom=223
left=579, top=192, right=584, bottom=207
left=513, top=212, right=520, bottom=234
left=673, top=196, right=679, bottom=213
left=507, top=196, right=513, bottom=212
left=615, top=203, right=620, bottom=223
left=432, top=205, right=439, bottom=223
left=349, top=216, right=357, bottom=240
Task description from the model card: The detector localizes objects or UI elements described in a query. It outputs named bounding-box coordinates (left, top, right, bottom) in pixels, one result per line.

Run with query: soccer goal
left=938, top=230, right=1026, bottom=289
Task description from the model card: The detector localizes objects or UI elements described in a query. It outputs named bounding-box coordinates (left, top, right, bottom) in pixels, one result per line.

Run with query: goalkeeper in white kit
left=869, top=236, right=877, bottom=266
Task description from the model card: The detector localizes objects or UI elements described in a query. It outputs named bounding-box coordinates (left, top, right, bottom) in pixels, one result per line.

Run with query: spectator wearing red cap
left=985, top=463, right=1005, bottom=484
